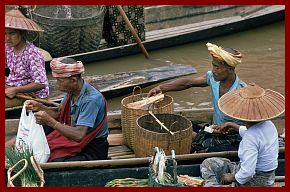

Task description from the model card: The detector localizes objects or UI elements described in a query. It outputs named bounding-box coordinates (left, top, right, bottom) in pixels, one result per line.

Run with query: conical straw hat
left=218, top=83, right=285, bottom=122
left=5, top=9, right=44, bottom=32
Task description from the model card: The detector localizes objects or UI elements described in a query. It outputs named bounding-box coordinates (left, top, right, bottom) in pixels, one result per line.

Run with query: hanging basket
left=29, top=5, right=106, bottom=57
left=135, top=113, right=192, bottom=157
left=121, top=87, right=173, bottom=151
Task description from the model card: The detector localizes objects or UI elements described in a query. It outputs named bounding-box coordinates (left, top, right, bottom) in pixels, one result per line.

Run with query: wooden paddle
left=15, top=94, right=60, bottom=107
left=116, top=5, right=149, bottom=59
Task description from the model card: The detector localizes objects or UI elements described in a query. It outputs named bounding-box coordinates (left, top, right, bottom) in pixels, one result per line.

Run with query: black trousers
left=43, top=125, right=109, bottom=162
left=51, top=137, right=109, bottom=162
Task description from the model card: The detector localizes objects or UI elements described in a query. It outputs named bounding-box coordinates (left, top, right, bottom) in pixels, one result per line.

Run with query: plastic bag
left=15, top=104, right=50, bottom=163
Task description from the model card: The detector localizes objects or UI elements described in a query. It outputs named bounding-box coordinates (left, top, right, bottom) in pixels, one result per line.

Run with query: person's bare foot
left=192, top=131, right=197, bottom=139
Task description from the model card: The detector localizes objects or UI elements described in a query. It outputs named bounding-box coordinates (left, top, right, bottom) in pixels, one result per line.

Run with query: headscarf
left=50, top=57, right=85, bottom=78
left=206, top=42, right=242, bottom=67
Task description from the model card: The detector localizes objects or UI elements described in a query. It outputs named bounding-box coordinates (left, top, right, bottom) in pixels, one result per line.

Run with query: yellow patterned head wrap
left=206, top=42, right=242, bottom=67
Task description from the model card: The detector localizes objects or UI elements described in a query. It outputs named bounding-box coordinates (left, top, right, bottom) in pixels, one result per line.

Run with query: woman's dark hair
left=19, top=30, right=27, bottom=41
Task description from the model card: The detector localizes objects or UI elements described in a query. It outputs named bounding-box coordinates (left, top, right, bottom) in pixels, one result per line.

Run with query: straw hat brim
left=218, top=87, right=285, bottom=122
left=5, top=9, right=44, bottom=32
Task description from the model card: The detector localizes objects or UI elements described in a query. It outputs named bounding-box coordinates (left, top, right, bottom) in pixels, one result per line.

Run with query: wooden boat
left=42, top=5, right=284, bottom=68
left=40, top=159, right=286, bottom=187
left=5, top=147, right=285, bottom=187
left=5, top=148, right=285, bottom=187
left=5, top=64, right=197, bottom=118
left=6, top=107, right=285, bottom=186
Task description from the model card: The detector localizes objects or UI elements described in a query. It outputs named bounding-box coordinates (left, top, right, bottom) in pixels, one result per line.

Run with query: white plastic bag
left=15, top=104, right=50, bottom=163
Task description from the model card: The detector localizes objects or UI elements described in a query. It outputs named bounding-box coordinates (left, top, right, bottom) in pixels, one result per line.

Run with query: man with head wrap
left=25, top=57, right=109, bottom=162
left=148, top=42, right=246, bottom=153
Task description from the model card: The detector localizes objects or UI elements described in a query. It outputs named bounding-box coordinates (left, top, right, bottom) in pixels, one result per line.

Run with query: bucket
left=30, top=5, right=105, bottom=57
left=135, top=113, right=192, bottom=157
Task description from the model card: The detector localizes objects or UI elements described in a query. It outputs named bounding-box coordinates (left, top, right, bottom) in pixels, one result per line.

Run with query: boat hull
left=42, top=159, right=285, bottom=186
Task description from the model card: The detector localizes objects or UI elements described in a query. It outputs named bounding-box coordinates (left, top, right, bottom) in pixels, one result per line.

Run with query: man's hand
left=221, top=173, right=235, bottom=184
left=5, top=87, right=17, bottom=98
left=215, top=122, right=240, bottom=134
left=25, top=100, right=44, bottom=112
left=34, top=111, right=55, bottom=126
left=148, top=86, right=162, bottom=97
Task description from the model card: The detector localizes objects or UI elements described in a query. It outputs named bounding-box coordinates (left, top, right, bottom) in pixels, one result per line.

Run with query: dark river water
left=48, top=21, right=285, bottom=114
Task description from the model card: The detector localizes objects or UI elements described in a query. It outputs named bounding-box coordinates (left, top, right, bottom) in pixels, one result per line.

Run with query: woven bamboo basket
left=135, top=113, right=192, bottom=157
left=29, top=5, right=105, bottom=57
left=121, top=87, right=173, bottom=151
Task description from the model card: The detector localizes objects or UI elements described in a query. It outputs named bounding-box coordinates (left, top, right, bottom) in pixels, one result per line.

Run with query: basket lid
left=218, top=83, right=285, bottom=122
left=5, top=9, right=44, bottom=32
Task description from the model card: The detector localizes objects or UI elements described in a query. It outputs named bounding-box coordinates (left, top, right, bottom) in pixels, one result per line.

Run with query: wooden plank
left=108, top=151, right=134, bottom=158
left=108, top=134, right=124, bottom=146
left=5, top=119, right=18, bottom=142
left=110, top=154, right=136, bottom=160
left=108, top=145, right=132, bottom=152
left=6, top=64, right=197, bottom=117
left=108, top=149, right=132, bottom=154
left=38, top=149, right=283, bottom=169
left=48, top=64, right=197, bottom=100
left=107, top=114, right=122, bottom=129
left=146, top=17, right=232, bottom=38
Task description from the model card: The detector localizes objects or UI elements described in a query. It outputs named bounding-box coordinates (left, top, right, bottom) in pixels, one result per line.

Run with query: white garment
left=235, top=121, right=278, bottom=184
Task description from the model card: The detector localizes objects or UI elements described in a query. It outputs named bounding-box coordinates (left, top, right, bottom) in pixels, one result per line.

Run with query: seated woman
left=5, top=9, right=49, bottom=108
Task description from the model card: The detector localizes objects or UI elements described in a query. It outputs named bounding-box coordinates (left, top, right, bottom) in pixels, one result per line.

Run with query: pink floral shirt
left=5, top=42, right=49, bottom=98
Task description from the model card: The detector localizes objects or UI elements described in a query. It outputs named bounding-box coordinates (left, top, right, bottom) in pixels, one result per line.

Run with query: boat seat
left=108, top=145, right=135, bottom=160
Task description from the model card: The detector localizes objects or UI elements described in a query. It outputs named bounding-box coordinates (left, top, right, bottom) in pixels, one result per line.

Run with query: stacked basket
left=29, top=5, right=105, bottom=57
left=121, top=87, right=173, bottom=152
left=135, top=113, right=192, bottom=157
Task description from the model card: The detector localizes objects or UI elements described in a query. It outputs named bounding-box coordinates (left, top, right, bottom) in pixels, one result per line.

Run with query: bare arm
left=39, top=105, right=60, bottom=120
left=26, top=100, right=60, bottom=120
left=35, top=111, right=87, bottom=142
left=148, top=73, right=208, bottom=96
left=52, top=122, right=88, bottom=142
left=5, top=82, right=45, bottom=98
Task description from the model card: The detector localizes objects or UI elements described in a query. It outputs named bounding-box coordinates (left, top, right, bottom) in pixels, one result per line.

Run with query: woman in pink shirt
left=5, top=9, right=49, bottom=108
